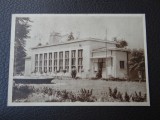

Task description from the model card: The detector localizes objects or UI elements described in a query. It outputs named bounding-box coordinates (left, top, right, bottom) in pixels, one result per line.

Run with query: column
left=69, top=50, right=72, bottom=73
left=52, top=52, right=54, bottom=73
left=38, top=54, right=39, bottom=73
left=42, top=53, right=44, bottom=73
left=76, top=49, right=78, bottom=72
left=47, top=52, right=49, bottom=74
left=113, top=56, right=117, bottom=78
left=57, top=51, right=59, bottom=71
left=63, top=51, right=65, bottom=71
left=32, top=54, right=35, bottom=73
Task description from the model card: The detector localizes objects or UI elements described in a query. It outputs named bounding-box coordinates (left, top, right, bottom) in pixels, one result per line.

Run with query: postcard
left=8, top=14, right=150, bottom=106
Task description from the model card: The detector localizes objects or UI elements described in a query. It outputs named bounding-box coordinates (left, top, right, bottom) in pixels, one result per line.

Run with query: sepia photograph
left=8, top=14, right=150, bottom=106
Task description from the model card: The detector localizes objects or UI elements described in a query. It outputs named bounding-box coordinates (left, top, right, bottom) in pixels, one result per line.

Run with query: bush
left=108, top=87, right=123, bottom=101
left=12, top=85, right=35, bottom=101
left=13, top=85, right=147, bottom=103
left=90, top=77, right=100, bottom=80
left=45, top=88, right=96, bottom=102
left=77, top=89, right=96, bottom=102
left=96, top=70, right=102, bottom=78
left=124, top=92, right=130, bottom=102
left=131, top=92, right=146, bottom=102
left=63, top=70, right=66, bottom=74
left=108, top=87, right=146, bottom=102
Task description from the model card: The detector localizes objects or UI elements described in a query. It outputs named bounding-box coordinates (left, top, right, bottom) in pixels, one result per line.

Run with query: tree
left=115, top=39, right=128, bottom=48
left=14, top=17, right=32, bottom=75
left=129, top=49, right=145, bottom=81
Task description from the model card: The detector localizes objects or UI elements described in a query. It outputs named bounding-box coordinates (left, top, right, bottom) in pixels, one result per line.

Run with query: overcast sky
left=25, top=14, right=146, bottom=54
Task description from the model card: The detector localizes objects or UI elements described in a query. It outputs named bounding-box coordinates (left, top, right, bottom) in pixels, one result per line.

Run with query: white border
left=8, top=14, right=150, bottom=106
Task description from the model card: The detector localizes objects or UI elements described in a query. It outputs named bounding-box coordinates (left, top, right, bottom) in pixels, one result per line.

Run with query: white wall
left=25, top=40, right=126, bottom=79
left=29, top=40, right=91, bottom=78
left=115, top=51, right=127, bottom=78
left=24, top=58, right=31, bottom=76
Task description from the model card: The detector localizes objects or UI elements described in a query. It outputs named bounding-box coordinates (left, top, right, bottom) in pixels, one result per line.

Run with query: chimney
left=49, top=31, right=61, bottom=44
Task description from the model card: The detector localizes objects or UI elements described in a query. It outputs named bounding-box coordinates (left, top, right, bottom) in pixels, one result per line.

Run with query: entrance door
left=97, top=58, right=105, bottom=78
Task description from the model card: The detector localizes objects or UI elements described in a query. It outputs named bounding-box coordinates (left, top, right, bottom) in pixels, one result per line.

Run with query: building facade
left=25, top=37, right=129, bottom=79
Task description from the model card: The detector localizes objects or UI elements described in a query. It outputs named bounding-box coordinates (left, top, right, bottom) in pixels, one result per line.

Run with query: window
left=71, top=50, right=76, bottom=69
left=44, top=53, right=47, bottom=73
left=120, top=61, right=125, bottom=69
left=49, top=53, right=52, bottom=72
left=65, top=51, right=69, bottom=72
left=78, top=49, right=83, bottom=72
left=59, top=52, right=63, bottom=72
left=35, top=54, right=38, bottom=72
left=53, top=52, right=57, bottom=72
left=111, top=57, right=113, bottom=67
left=39, top=54, right=43, bottom=73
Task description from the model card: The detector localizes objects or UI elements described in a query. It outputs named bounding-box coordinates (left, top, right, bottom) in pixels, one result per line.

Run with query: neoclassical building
left=25, top=32, right=129, bottom=79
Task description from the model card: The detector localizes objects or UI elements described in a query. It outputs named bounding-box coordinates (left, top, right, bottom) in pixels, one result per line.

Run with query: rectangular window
left=111, top=57, right=113, bottom=67
left=59, top=52, right=63, bottom=72
left=35, top=54, right=38, bottom=72
left=39, top=54, right=43, bottom=73
left=54, top=52, right=57, bottom=72
left=65, top=51, right=69, bottom=72
left=71, top=50, right=76, bottom=69
left=78, top=50, right=83, bottom=72
left=120, top=61, right=125, bottom=69
left=49, top=53, right=52, bottom=72
left=44, top=53, right=47, bottom=73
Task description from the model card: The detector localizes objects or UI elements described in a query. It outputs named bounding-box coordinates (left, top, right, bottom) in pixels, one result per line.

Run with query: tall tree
left=115, top=38, right=128, bottom=48
left=129, top=49, right=145, bottom=81
left=14, top=17, right=31, bottom=75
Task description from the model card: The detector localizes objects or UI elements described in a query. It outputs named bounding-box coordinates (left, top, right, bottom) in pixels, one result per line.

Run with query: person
left=71, top=67, right=77, bottom=79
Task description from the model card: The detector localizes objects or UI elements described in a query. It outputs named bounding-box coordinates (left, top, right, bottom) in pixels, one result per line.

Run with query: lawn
left=32, top=79, right=146, bottom=97
left=13, top=79, right=147, bottom=102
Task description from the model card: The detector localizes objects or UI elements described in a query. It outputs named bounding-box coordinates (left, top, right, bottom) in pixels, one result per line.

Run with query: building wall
left=28, top=40, right=91, bottom=78
left=25, top=40, right=127, bottom=79
left=85, top=41, right=116, bottom=78
left=24, top=58, right=31, bottom=76
left=115, top=51, right=128, bottom=78
left=90, top=41, right=115, bottom=51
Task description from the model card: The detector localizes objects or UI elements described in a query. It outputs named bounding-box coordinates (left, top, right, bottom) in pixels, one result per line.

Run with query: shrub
left=124, top=92, right=130, bottom=102
left=13, top=85, right=147, bottom=103
left=75, top=77, right=81, bottom=80
left=76, top=89, right=96, bottom=102
left=45, top=88, right=96, bottom=102
left=96, top=70, right=102, bottom=78
left=63, top=70, right=66, bottom=74
left=101, top=78, right=109, bottom=81
left=108, top=87, right=123, bottom=100
left=12, top=85, right=35, bottom=101
left=117, top=92, right=123, bottom=101
left=108, top=87, right=146, bottom=102
left=131, top=92, right=146, bottom=102
left=90, top=77, right=100, bottom=80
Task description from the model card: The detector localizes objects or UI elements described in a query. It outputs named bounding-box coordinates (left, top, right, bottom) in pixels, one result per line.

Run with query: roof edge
left=31, top=38, right=116, bottom=50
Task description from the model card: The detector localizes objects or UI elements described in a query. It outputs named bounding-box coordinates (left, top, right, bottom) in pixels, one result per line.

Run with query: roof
left=31, top=38, right=117, bottom=49
left=25, top=56, right=31, bottom=59
left=92, top=47, right=129, bottom=52
left=90, top=56, right=112, bottom=59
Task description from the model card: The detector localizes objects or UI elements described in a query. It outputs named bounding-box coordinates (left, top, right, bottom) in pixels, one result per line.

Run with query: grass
left=12, top=79, right=147, bottom=102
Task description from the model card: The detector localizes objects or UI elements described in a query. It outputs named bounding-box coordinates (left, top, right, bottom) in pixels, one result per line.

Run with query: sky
left=25, top=14, right=146, bottom=54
